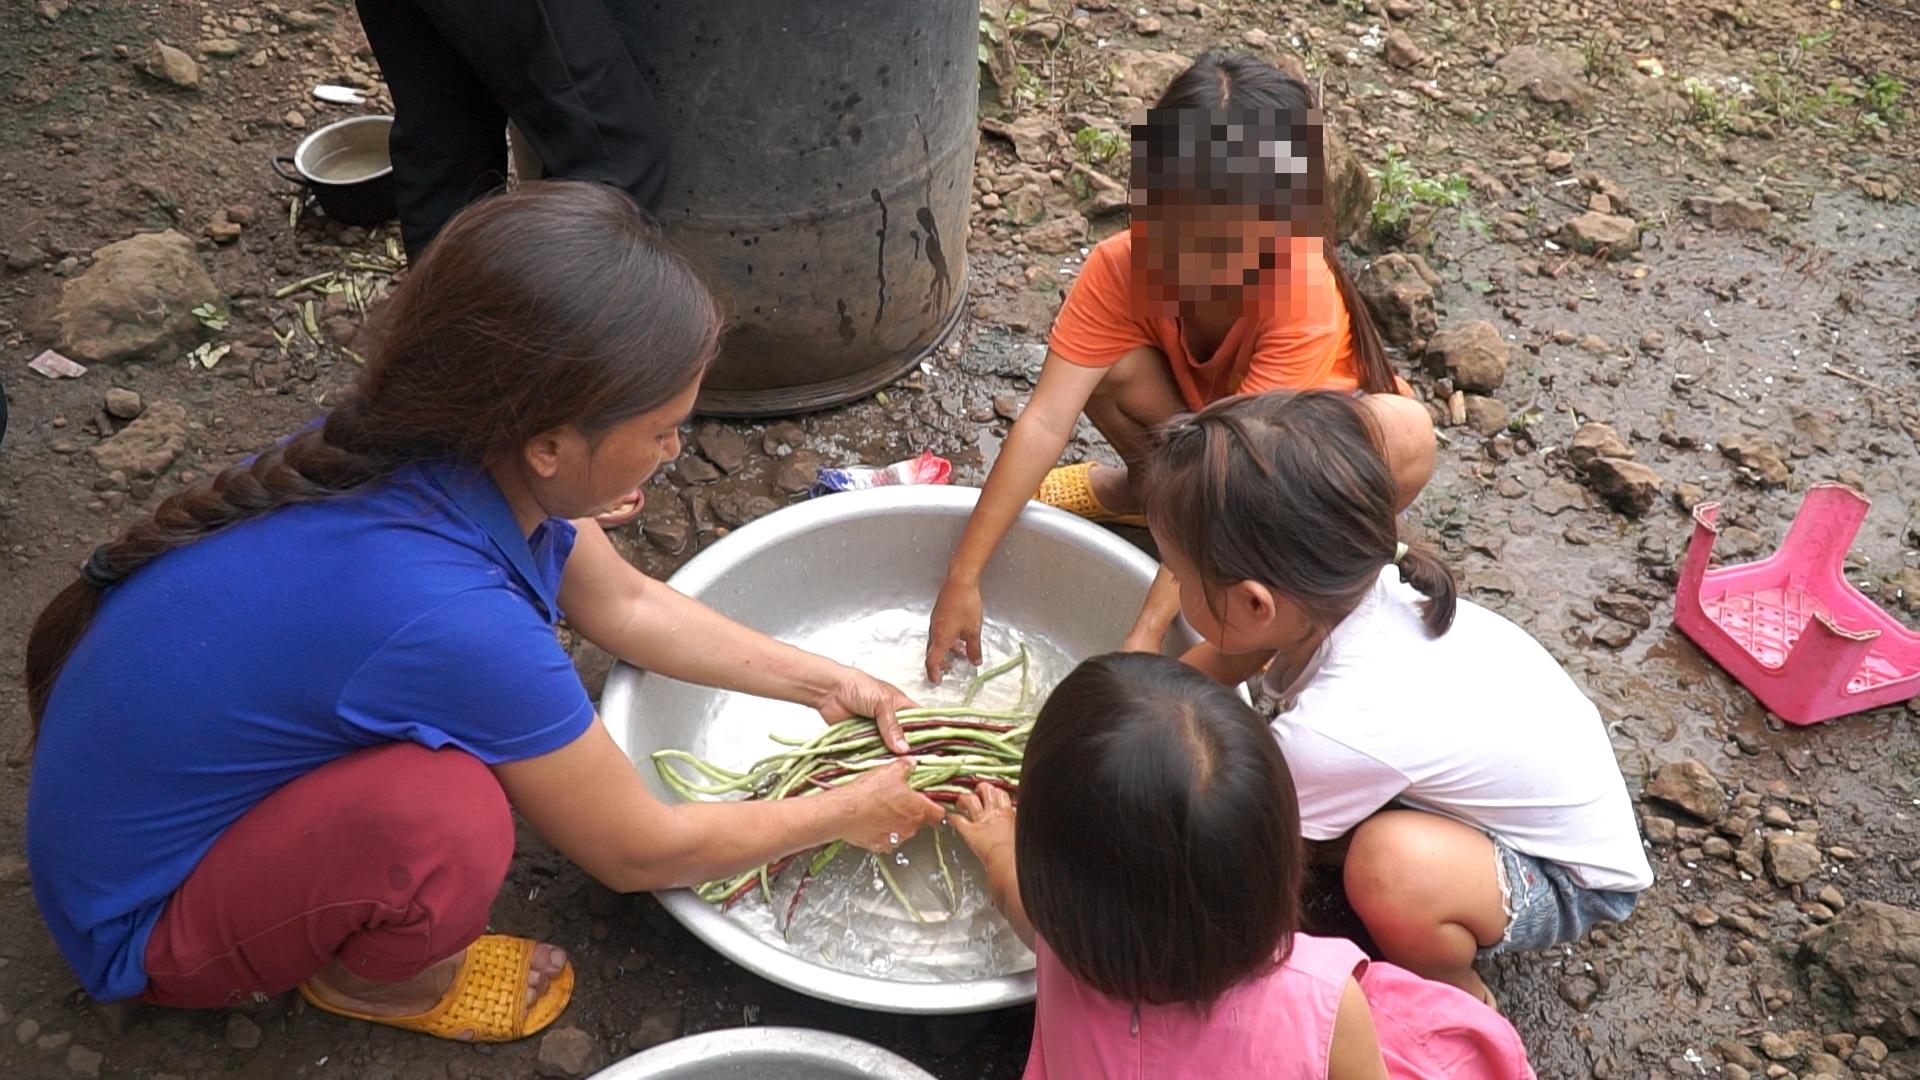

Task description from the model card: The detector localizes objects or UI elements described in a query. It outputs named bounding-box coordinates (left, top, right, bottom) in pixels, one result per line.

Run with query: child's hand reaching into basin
left=815, top=666, right=918, bottom=755
left=952, top=782, right=1032, bottom=946
left=837, top=759, right=945, bottom=852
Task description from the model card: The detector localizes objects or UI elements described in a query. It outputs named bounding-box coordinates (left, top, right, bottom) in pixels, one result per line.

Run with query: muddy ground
left=2, top=0, right=1918, bottom=1077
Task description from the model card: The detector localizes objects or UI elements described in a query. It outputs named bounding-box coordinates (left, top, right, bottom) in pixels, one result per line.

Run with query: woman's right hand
left=833, top=759, right=945, bottom=853
left=925, top=575, right=985, bottom=682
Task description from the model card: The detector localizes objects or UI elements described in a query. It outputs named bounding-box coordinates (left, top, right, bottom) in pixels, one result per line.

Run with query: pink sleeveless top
left=1023, top=933, right=1536, bottom=1080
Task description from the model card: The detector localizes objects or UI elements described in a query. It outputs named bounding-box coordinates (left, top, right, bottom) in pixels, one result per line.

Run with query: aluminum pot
left=588, top=1027, right=936, bottom=1080
left=271, top=115, right=398, bottom=226
left=601, top=485, right=1193, bottom=1013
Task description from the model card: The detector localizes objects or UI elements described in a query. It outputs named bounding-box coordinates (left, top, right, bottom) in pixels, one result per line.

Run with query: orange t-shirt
left=1048, top=230, right=1372, bottom=411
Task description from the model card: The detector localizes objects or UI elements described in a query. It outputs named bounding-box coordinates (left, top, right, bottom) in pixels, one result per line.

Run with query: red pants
left=140, top=743, right=514, bottom=1008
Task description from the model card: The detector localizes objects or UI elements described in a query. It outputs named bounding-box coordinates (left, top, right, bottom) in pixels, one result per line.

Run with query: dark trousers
left=355, top=0, right=670, bottom=260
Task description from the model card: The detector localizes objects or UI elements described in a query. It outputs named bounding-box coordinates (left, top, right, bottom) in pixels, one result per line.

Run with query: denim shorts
left=1477, top=836, right=1641, bottom=959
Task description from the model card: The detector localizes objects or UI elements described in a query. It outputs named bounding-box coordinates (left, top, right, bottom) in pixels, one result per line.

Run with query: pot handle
left=269, top=155, right=306, bottom=185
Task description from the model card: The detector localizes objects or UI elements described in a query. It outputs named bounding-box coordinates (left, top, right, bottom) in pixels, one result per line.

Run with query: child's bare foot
left=1088, top=464, right=1137, bottom=514
left=304, top=943, right=567, bottom=1037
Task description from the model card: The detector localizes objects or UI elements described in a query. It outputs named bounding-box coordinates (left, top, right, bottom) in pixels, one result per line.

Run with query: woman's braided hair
left=25, top=180, right=721, bottom=732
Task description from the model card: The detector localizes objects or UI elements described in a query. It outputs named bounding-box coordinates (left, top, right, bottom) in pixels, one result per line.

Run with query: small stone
left=1585, top=457, right=1661, bottom=517
left=1759, top=1032, right=1797, bottom=1062
left=1703, top=836, right=1735, bottom=860
left=277, top=9, right=328, bottom=30
left=1688, top=904, right=1720, bottom=928
left=695, top=427, right=749, bottom=474
left=626, top=1003, right=683, bottom=1052
left=1384, top=28, right=1425, bottom=69
left=1423, top=320, right=1508, bottom=393
left=206, top=219, right=243, bottom=245
left=91, top=399, right=188, bottom=479
left=1816, top=884, right=1845, bottom=910
left=1355, top=253, right=1438, bottom=346
left=1805, top=901, right=1836, bottom=923
left=284, top=110, right=307, bottom=129
left=1646, top=759, right=1728, bottom=822
left=1462, top=395, right=1508, bottom=436
left=1718, top=1040, right=1765, bottom=1070
left=1384, top=0, right=1419, bottom=18
left=1766, top=832, right=1822, bottom=886
left=774, top=461, right=815, bottom=495
left=642, top=521, right=688, bottom=553
left=535, top=1026, right=595, bottom=1078
left=1544, top=149, right=1575, bottom=172
left=1827, top=846, right=1858, bottom=862
left=674, top=455, right=721, bottom=484
left=225, top=1013, right=260, bottom=1051
left=195, top=38, right=244, bottom=59
left=1688, top=193, right=1771, bottom=231
left=104, top=388, right=144, bottom=419
left=1761, top=806, right=1794, bottom=828
left=1719, top=434, right=1791, bottom=487
left=1594, top=593, right=1651, bottom=628
left=992, top=393, right=1021, bottom=421
left=1567, top=422, right=1632, bottom=469
left=762, top=421, right=806, bottom=457
left=1560, top=212, right=1641, bottom=256
left=65, top=1045, right=104, bottom=1077
left=1592, top=621, right=1637, bottom=650
left=38, top=1030, right=72, bottom=1052
left=1639, top=329, right=1666, bottom=352
left=225, top=204, right=258, bottom=227
left=1495, top=45, right=1593, bottom=114
left=1643, top=814, right=1677, bottom=846
left=1023, top=211, right=1089, bottom=255
left=143, top=42, right=201, bottom=89
left=710, top=491, right=779, bottom=529
left=1133, top=14, right=1163, bottom=34
left=1855, top=1036, right=1889, bottom=1063
left=1558, top=974, right=1598, bottom=1009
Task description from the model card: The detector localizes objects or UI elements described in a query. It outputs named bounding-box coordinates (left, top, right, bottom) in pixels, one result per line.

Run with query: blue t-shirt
left=26, top=462, right=597, bottom=1001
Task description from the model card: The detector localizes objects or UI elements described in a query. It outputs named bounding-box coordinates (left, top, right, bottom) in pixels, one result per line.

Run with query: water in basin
left=678, top=607, right=1058, bottom=983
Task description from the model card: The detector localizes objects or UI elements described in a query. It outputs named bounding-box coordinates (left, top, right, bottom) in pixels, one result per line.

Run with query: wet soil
left=2, top=0, right=1918, bottom=1077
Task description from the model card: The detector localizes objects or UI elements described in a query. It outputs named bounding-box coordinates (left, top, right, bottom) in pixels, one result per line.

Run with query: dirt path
left=2, top=0, right=1917, bottom=1077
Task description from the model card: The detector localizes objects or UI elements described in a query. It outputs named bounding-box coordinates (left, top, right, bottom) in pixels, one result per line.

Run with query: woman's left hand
left=816, top=666, right=917, bottom=755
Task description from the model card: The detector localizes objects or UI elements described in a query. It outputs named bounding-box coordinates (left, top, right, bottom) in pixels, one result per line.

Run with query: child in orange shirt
left=927, top=52, right=1435, bottom=679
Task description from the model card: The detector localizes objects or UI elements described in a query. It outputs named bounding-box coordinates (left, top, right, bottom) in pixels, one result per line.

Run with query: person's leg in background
left=354, top=0, right=512, bottom=261
left=139, top=743, right=562, bottom=1023
left=401, top=0, right=670, bottom=217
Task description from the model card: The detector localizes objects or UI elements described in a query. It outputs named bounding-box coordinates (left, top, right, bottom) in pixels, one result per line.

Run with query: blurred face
left=520, top=379, right=698, bottom=521
left=1132, top=200, right=1286, bottom=316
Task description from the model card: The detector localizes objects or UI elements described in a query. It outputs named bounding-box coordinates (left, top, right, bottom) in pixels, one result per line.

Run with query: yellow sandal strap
left=298, top=934, right=571, bottom=1043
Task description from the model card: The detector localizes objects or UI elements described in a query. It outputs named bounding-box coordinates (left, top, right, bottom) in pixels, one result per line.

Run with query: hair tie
left=80, top=545, right=122, bottom=590
left=1392, top=541, right=1409, bottom=566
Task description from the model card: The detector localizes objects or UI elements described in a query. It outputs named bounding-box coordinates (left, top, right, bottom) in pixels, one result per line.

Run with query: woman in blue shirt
left=22, top=181, right=944, bottom=1042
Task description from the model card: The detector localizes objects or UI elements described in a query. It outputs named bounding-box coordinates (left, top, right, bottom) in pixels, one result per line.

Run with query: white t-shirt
left=1265, top=567, right=1654, bottom=893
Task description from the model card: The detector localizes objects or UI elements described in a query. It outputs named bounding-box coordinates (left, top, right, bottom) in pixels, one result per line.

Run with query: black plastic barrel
left=615, top=1, right=978, bottom=416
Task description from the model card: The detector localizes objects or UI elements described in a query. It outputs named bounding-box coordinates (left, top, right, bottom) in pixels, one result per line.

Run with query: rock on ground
left=1644, top=759, right=1727, bottom=822
left=1560, top=212, right=1641, bottom=256
left=1105, top=49, right=1191, bottom=100
left=54, top=231, right=220, bottom=363
left=626, top=1003, right=683, bottom=1052
left=1568, top=422, right=1632, bottom=469
left=1766, top=831, right=1823, bottom=886
left=1801, top=901, right=1920, bottom=1047
left=104, top=388, right=144, bottom=420
left=536, top=1026, right=596, bottom=1078
left=1689, top=191, right=1771, bottom=231
left=224, top=1012, right=260, bottom=1051
left=1325, top=126, right=1375, bottom=240
left=143, top=42, right=200, bottom=89
left=90, top=399, right=188, bottom=479
left=1463, top=395, right=1509, bottom=436
left=1494, top=46, right=1592, bottom=114
left=695, top=427, right=749, bottom=475
left=1719, top=434, right=1791, bottom=486
left=66, top=1044, right=104, bottom=1076
left=1423, top=320, right=1508, bottom=393
left=1023, top=211, right=1088, bottom=254
left=1384, top=28, right=1425, bottom=69
left=1355, top=253, right=1438, bottom=347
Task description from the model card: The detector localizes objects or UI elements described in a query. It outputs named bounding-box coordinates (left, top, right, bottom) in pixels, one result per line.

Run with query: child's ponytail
left=1394, top=545, right=1457, bottom=636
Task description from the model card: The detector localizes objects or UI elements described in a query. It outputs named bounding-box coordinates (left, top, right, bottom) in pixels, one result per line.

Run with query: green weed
left=1367, top=149, right=1471, bottom=243
left=191, top=303, right=229, bottom=333
left=1071, top=126, right=1125, bottom=166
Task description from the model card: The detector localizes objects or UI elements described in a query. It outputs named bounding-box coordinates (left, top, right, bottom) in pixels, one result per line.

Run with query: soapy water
left=690, top=608, right=1061, bottom=982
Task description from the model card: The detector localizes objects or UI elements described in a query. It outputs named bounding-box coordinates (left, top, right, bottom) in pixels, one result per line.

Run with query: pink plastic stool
left=1675, top=483, right=1920, bottom=726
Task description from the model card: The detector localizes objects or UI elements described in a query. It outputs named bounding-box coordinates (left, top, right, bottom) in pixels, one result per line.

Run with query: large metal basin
left=601, top=485, right=1184, bottom=1013
left=589, top=1027, right=936, bottom=1079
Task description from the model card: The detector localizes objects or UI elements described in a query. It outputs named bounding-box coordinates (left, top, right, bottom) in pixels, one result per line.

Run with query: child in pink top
left=952, top=653, right=1534, bottom=1079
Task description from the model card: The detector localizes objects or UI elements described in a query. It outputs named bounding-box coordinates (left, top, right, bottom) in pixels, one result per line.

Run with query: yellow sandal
left=1035, top=462, right=1148, bottom=528
left=298, top=934, right=573, bottom=1043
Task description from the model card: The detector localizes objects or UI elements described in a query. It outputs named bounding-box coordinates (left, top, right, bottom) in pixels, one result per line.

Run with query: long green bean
left=653, top=645, right=1038, bottom=929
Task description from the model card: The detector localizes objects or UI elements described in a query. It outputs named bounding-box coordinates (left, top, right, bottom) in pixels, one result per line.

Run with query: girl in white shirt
left=1142, top=390, right=1653, bottom=1006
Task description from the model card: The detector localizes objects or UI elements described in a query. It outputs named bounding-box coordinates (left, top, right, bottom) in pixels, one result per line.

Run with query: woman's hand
left=833, top=760, right=945, bottom=852
left=816, top=665, right=917, bottom=755
left=951, top=782, right=1016, bottom=865
left=926, top=575, right=984, bottom=682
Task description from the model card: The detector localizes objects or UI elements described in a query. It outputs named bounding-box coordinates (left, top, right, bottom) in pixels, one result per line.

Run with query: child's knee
left=1343, top=813, right=1435, bottom=919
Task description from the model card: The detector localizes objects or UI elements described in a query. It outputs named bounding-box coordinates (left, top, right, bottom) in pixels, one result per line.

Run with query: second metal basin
left=601, top=485, right=1187, bottom=1013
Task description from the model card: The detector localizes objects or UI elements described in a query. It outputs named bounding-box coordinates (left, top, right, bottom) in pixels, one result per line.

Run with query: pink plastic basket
left=1674, top=483, right=1920, bottom=726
